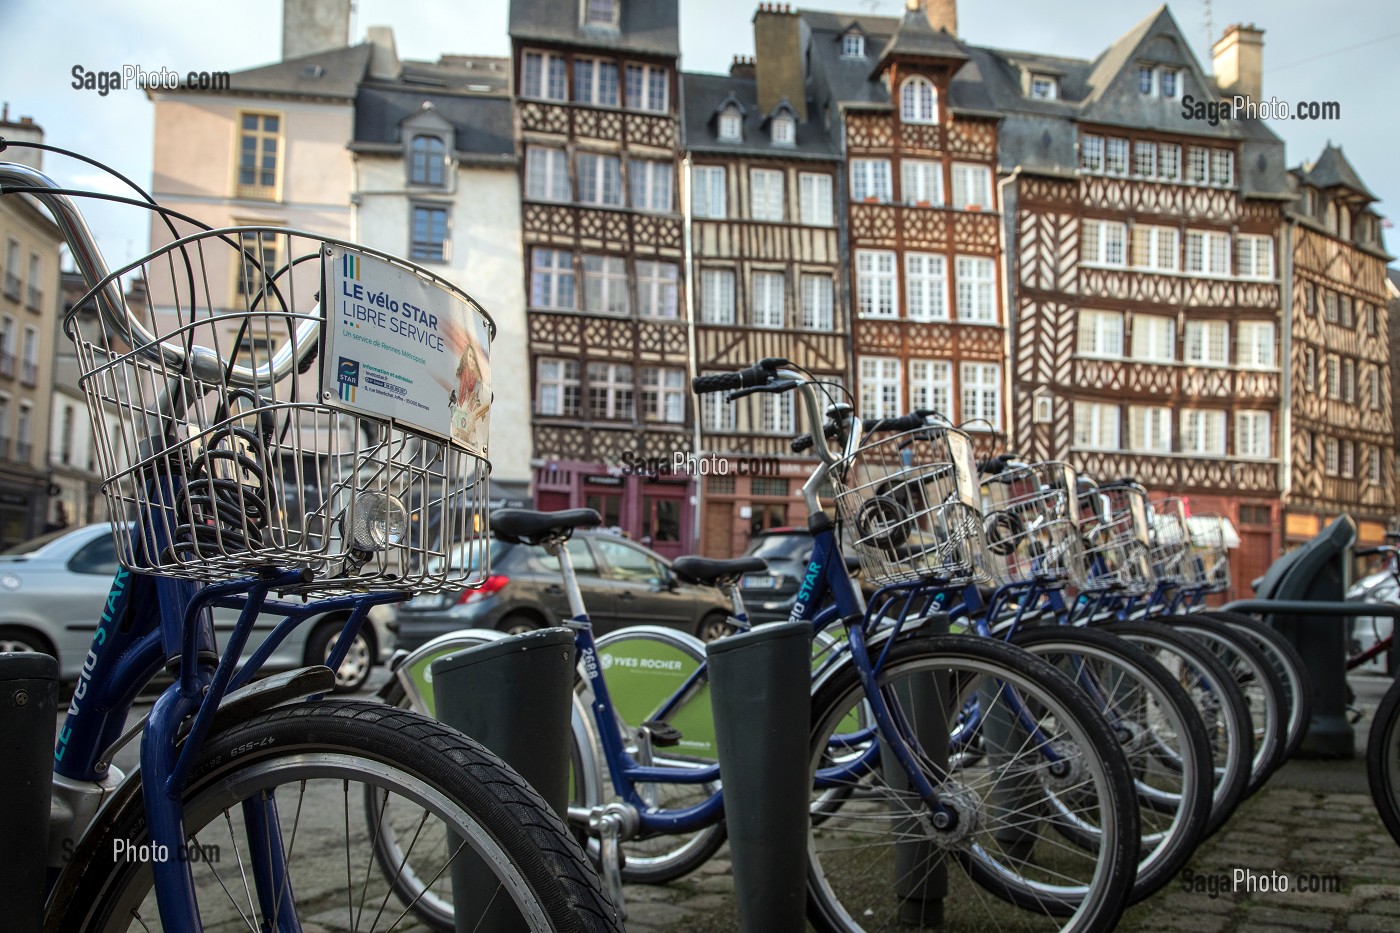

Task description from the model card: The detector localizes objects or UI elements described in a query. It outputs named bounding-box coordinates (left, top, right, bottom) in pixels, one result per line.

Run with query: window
left=900, top=75, right=937, bottom=124
left=1365, top=303, right=1378, bottom=336
left=910, top=359, right=953, bottom=416
left=856, top=250, right=896, bottom=318
left=1236, top=411, right=1271, bottom=459
left=798, top=173, right=833, bottom=225
left=1209, top=150, right=1234, bottom=187
left=859, top=357, right=902, bottom=420
left=752, top=271, right=785, bottom=328
left=409, top=135, right=446, bottom=186
left=1184, top=230, right=1230, bottom=275
left=759, top=392, right=794, bottom=434
left=525, top=145, right=569, bottom=201
left=1080, top=134, right=1103, bottom=172
left=1325, top=202, right=1338, bottom=234
left=1159, top=68, right=1179, bottom=98
left=1369, top=448, right=1383, bottom=485
left=906, top=253, right=948, bottom=322
left=236, top=112, right=280, bottom=198
left=700, top=269, right=735, bottom=324
left=1082, top=219, right=1127, bottom=266
left=16, top=402, right=31, bottom=458
left=582, top=255, right=628, bottom=315
left=522, top=51, right=567, bottom=101
left=799, top=275, right=833, bottom=330
left=1131, top=224, right=1179, bottom=271
left=636, top=261, right=678, bottom=319
left=841, top=32, right=865, bottom=58
left=1104, top=137, right=1129, bottom=175
left=629, top=158, right=673, bottom=212
left=596, top=538, right=665, bottom=583
left=410, top=206, right=448, bottom=261
left=1369, top=365, right=1382, bottom=410
left=1073, top=402, right=1119, bottom=449
left=0, top=396, right=8, bottom=445
left=749, top=168, right=784, bottom=221
left=1326, top=355, right=1340, bottom=399
left=1340, top=295, right=1354, bottom=328
left=1077, top=310, right=1123, bottom=357
left=1137, top=66, right=1154, bottom=94
left=955, top=256, right=996, bottom=323
left=850, top=159, right=892, bottom=202
left=1131, top=314, right=1175, bottom=363
left=1343, top=358, right=1356, bottom=403
left=692, top=165, right=726, bottom=218
left=625, top=63, right=668, bottom=112
left=1186, top=147, right=1208, bottom=184
left=951, top=163, right=991, bottom=209
left=960, top=363, right=1000, bottom=428
left=587, top=362, right=633, bottom=420
left=1304, top=347, right=1317, bottom=390
left=1236, top=235, right=1274, bottom=279
left=718, top=106, right=742, bottom=141
left=771, top=114, right=795, bottom=146
left=537, top=359, right=581, bottom=416
left=530, top=248, right=575, bottom=309
left=21, top=326, right=38, bottom=385
left=901, top=160, right=943, bottom=205
left=1128, top=406, right=1171, bottom=452
left=700, top=371, right=737, bottom=431
left=1323, top=290, right=1339, bottom=323
left=1236, top=321, right=1275, bottom=369
left=577, top=152, right=623, bottom=206
left=1180, top=409, right=1226, bottom=455
left=573, top=58, right=619, bottom=106
left=1323, top=437, right=1339, bottom=475
left=584, top=0, right=616, bottom=26
left=1184, top=320, right=1229, bottom=366
left=640, top=367, right=685, bottom=423
left=1030, top=75, right=1058, bottom=100
left=1342, top=441, right=1356, bottom=478
left=234, top=229, right=278, bottom=297
left=1158, top=144, right=1181, bottom=180
left=1133, top=141, right=1157, bottom=177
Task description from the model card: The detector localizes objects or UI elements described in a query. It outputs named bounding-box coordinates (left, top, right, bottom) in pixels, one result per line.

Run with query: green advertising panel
left=598, top=635, right=716, bottom=761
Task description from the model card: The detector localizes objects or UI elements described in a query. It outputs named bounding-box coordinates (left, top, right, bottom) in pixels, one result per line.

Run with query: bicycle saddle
left=491, top=508, right=602, bottom=544
left=671, top=556, right=767, bottom=585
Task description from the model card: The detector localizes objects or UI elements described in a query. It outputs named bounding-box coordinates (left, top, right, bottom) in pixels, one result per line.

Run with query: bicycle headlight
left=351, top=492, right=407, bottom=551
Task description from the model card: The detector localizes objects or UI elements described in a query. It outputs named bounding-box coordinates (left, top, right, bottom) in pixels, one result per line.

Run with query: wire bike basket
left=67, top=226, right=495, bottom=593
left=1184, top=513, right=1232, bottom=593
left=1147, top=497, right=1191, bottom=586
left=980, top=461, right=1088, bottom=588
left=1076, top=480, right=1154, bottom=595
left=832, top=424, right=989, bottom=586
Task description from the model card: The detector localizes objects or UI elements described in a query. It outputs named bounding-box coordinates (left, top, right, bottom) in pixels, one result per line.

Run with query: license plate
left=405, top=593, right=450, bottom=610
left=742, top=574, right=778, bottom=589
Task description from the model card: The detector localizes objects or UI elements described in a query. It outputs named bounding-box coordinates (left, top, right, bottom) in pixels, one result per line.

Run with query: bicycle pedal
left=642, top=720, right=683, bottom=747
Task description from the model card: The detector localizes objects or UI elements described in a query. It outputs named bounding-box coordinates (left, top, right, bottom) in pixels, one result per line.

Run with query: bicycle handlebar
left=690, top=358, right=789, bottom=394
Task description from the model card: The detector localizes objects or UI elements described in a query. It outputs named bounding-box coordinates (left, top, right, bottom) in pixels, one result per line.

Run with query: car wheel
left=498, top=612, right=542, bottom=636
left=696, top=613, right=736, bottom=643
left=0, top=626, right=55, bottom=658
left=306, top=621, right=374, bottom=694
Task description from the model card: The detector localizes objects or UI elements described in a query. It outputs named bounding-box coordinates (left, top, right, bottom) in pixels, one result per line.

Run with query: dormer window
left=841, top=32, right=864, bottom=58
left=583, top=0, right=618, bottom=28
left=1139, top=65, right=1180, bottom=98
left=1302, top=187, right=1317, bottom=217
left=409, top=134, right=446, bottom=187
left=1159, top=68, right=1179, bottom=98
left=1029, top=74, right=1058, bottom=100
left=1138, top=66, right=1154, bottom=94
left=771, top=114, right=795, bottom=146
left=718, top=106, right=742, bottom=141
left=900, top=75, right=937, bottom=124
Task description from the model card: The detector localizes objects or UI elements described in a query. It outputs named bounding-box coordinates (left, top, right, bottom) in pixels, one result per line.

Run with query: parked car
left=738, top=527, right=868, bottom=624
left=1349, top=564, right=1397, bottom=675
left=0, top=524, right=395, bottom=692
left=393, top=531, right=733, bottom=650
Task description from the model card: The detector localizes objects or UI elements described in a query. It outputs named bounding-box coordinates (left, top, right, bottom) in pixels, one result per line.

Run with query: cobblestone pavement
left=621, top=673, right=1400, bottom=932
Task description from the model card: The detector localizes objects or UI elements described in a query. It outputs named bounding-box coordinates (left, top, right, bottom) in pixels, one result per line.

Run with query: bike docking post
left=0, top=652, right=58, bottom=933
left=431, top=626, right=576, bottom=933
left=706, top=619, right=810, bottom=933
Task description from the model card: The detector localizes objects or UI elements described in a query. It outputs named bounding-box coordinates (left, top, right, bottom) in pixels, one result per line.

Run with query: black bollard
left=0, top=652, right=58, bottom=933
left=707, top=620, right=810, bottom=933
left=431, top=627, right=576, bottom=933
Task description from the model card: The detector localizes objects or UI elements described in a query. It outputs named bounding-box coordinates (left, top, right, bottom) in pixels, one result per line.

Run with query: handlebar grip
left=791, top=434, right=815, bottom=453
left=691, top=358, right=789, bottom=394
left=864, top=413, right=929, bottom=434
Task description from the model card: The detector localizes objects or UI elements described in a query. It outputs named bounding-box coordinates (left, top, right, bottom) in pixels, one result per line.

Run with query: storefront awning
left=1187, top=515, right=1241, bottom=548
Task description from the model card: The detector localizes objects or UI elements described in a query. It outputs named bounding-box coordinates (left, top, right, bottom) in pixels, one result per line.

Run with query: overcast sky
left=1, top=0, right=1394, bottom=269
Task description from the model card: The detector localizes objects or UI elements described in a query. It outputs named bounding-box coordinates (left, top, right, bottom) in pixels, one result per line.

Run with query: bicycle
left=0, top=141, right=621, bottom=932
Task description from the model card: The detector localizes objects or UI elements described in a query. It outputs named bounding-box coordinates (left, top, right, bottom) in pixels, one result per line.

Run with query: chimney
left=366, top=26, right=400, bottom=80
left=1212, top=24, right=1264, bottom=102
left=753, top=4, right=805, bottom=121
left=0, top=104, right=45, bottom=171
left=282, top=0, right=351, bottom=61
left=908, top=0, right=958, bottom=35
left=730, top=56, right=756, bottom=80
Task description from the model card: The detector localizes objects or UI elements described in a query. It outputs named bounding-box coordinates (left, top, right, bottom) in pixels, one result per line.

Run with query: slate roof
left=509, top=0, right=679, bottom=58
left=1295, top=144, right=1377, bottom=201
left=873, top=8, right=968, bottom=72
left=216, top=44, right=372, bottom=100
left=681, top=71, right=837, bottom=159
left=352, top=58, right=514, bottom=162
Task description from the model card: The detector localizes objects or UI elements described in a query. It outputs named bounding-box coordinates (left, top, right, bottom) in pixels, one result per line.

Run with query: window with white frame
left=1133, top=140, right=1157, bottom=177
left=1131, top=314, right=1176, bottom=363
left=850, top=159, right=892, bottom=202
left=955, top=256, right=996, bottom=323
left=950, top=163, right=992, bottom=209
left=752, top=271, right=785, bottom=328
left=1341, top=440, right=1356, bottom=478
left=536, top=358, right=581, bottom=416
left=577, top=152, right=623, bottom=206
left=857, top=250, right=897, bottom=318
left=1369, top=448, right=1383, bottom=485
left=410, top=205, right=449, bottom=262
left=584, top=0, right=617, bottom=26
left=1304, top=347, right=1317, bottom=390
left=636, top=261, right=678, bottom=319
left=625, top=63, right=668, bottom=112
left=800, top=275, right=833, bottom=330
left=1342, top=295, right=1355, bottom=328
left=910, top=359, right=953, bottom=417
left=1158, top=144, right=1181, bottom=180
left=525, top=145, right=570, bottom=201
left=1236, top=321, right=1275, bottom=369
left=1235, top=411, right=1271, bottom=459
left=700, top=268, right=735, bottom=324
left=1105, top=137, right=1129, bottom=175
left=409, top=135, right=446, bottom=187
left=1326, top=355, right=1340, bottom=399
left=581, top=255, right=629, bottom=315
left=960, top=363, right=1000, bottom=428
left=1323, top=436, right=1339, bottom=475
left=1186, top=147, right=1208, bottom=184
left=1128, top=405, right=1171, bottom=452
left=1077, top=310, right=1123, bottom=358
left=759, top=391, right=795, bottom=434
left=1159, top=68, right=1179, bottom=98
left=859, top=357, right=902, bottom=420
left=1180, top=409, right=1226, bottom=455
left=900, top=75, right=937, bottom=124
left=771, top=114, right=795, bottom=146
left=1324, top=290, right=1339, bottom=322
left=573, top=58, right=619, bottom=106
left=799, top=173, right=833, bottom=225
left=522, top=51, right=568, bottom=101
left=692, top=165, right=726, bottom=218
left=1343, top=358, right=1356, bottom=403
left=700, top=371, right=737, bottom=431
left=1209, top=149, right=1234, bottom=186
left=905, top=253, right=948, bottom=322
left=530, top=248, right=575, bottom=309
left=1236, top=235, right=1274, bottom=279
left=640, top=367, right=685, bottom=423
left=587, top=362, right=634, bottom=420
left=1369, top=365, right=1382, bottom=410
left=1184, top=320, right=1229, bottom=366
left=718, top=106, right=742, bottom=141
left=629, top=158, right=673, bottom=212
left=1080, top=134, right=1104, bottom=172
left=1137, top=65, right=1154, bottom=94
left=749, top=168, right=784, bottom=221
left=841, top=32, right=865, bottom=58
left=901, top=160, right=943, bottom=205
left=1082, top=219, right=1127, bottom=266
left=1184, top=230, right=1230, bottom=275
left=1131, top=224, right=1178, bottom=271
left=1030, top=75, right=1058, bottom=99
left=1073, top=402, right=1119, bottom=449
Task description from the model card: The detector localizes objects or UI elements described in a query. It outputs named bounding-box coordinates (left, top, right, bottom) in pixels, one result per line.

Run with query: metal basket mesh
left=1147, top=497, right=1191, bottom=585
left=980, top=461, right=1087, bottom=588
left=1184, top=514, right=1231, bottom=593
left=66, top=227, right=493, bottom=593
left=1076, top=482, right=1154, bottom=595
left=832, top=425, right=989, bottom=587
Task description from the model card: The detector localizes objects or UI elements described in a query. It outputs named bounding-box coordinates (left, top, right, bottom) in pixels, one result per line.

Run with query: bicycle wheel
left=48, top=701, right=622, bottom=933
left=1366, top=676, right=1400, bottom=847
left=1010, top=624, right=1213, bottom=902
left=1201, top=610, right=1313, bottom=763
left=807, top=634, right=1139, bottom=932
left=1103, top=620, right=1253, bottom=836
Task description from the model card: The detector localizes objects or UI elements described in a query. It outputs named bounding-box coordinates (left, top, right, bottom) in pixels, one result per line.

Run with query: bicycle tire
left=1366, top=676, right=1400, bottom=847
left=1199, top=609, right=1313, bottom=763
left=806, top=634, right=1140, bottom=932
left=1010, top=624, right=1213, bottom=902
left=47, top=700, right=622, bottom=933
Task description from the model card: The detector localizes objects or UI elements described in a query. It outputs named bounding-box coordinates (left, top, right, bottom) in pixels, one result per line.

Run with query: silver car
left=0, top=524, right=395, bottom=692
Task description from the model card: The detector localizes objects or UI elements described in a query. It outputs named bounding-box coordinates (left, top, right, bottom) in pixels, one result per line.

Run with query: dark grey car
left=392, top=531, right=733, bottom=650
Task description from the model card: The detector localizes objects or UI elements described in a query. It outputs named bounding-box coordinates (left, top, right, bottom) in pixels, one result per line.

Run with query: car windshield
left=746, top=534, right=811, bottom=561
left=425, top=539, right=506, bottom=575
left=2, top=527, right=77, bottom=555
